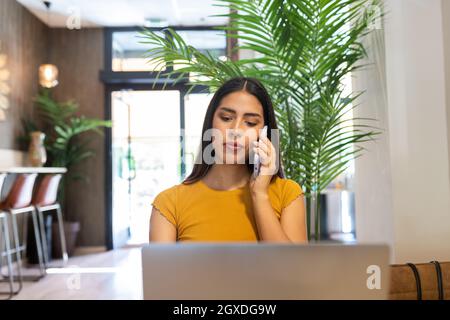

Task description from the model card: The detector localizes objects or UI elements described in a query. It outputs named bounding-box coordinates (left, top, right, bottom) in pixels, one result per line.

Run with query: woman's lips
left=224, top=142, right=244, bottom=152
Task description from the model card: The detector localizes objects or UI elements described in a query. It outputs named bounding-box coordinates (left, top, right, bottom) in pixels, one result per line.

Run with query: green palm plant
left=34, top=89, right=111, bottom=171
left=26, top=89, right=112, bottom=213
left=140, top=0, right=383, bottom=240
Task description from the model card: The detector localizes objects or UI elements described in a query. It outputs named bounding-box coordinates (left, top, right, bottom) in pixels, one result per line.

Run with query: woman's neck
left=202, top=164, right=250, bottom=191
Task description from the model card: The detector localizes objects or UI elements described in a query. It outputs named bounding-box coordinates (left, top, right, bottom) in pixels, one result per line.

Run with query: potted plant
left=21, top=89, right=111, bottom=257
left=140, top=0, right=383, bottom=241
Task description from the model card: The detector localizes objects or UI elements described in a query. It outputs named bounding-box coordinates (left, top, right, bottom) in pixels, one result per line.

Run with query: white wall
left=0, top=148, right=25, bottom=167
left=442, top=0, right=450, bottom=198
left=353, top=27, right=395, bottom=261
left=355, top=0, right=450, bottom=263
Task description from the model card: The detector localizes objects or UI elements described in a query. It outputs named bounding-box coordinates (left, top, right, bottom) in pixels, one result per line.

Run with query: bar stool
left=0, top=212, right=14, bottom=299
left=33, top=174, right=68, bottom=267
left=0, top=173, right=15, bottom=299
left=0, top=173, right=45, bottom=293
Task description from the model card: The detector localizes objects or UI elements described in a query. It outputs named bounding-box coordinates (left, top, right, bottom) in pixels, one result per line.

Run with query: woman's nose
left=227, top=124, right=244, bottom=139
left=227, top=129, right=242, bottom=139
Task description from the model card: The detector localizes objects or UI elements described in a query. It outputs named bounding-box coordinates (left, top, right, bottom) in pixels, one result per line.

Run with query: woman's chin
left=215, top=155, right=248, bottom=165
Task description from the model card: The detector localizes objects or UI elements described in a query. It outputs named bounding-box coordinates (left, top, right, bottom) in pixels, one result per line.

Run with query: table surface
left=0, top=167, right=67, bottom=174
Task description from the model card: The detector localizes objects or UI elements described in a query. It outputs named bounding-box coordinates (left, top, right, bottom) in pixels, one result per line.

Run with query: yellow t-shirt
left=151, top=176, right=304, bottom=242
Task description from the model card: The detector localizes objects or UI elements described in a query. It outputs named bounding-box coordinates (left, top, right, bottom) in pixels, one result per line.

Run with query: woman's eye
left=221, top=116, right=232, bottom=122
left=246, top=122, right=257, bottom=127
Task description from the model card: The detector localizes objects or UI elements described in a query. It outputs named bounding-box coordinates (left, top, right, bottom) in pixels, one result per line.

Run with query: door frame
left=104, top=83, right=209, bottom=249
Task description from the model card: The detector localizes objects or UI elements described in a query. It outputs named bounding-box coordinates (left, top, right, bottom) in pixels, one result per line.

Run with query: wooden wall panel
left=0, top=0, right=48, bottom=149
left=49, top=28, right=106, bottom=247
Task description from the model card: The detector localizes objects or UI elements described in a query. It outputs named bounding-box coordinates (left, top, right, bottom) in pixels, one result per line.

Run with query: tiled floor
left=1, top=246, right=143, bottom=300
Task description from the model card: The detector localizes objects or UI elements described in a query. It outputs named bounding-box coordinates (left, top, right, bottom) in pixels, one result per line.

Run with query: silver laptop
left=141, top=243, right=390, bottom=300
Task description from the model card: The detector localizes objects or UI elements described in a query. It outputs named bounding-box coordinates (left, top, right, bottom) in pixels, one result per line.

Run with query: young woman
left=149, top=77, right=307, bottom=243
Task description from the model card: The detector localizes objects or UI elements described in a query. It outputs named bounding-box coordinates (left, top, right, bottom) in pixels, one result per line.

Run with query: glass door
left=111, top=90, right=181, bottom=246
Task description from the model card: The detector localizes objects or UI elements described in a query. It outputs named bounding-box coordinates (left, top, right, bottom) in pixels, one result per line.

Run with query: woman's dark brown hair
left=182, top=77, right=285, bottom=185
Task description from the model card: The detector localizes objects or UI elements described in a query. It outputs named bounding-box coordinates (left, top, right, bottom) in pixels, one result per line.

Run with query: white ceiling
left=16, top=0, right=230, bottom=27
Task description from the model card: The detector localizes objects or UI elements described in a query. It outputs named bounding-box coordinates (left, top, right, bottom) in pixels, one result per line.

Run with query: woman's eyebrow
left=218, top=106, right=262, bottom=118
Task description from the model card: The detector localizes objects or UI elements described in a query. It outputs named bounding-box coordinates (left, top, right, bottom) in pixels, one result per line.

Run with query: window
left=108, top=28, right=227, bottom=75
left=112, top=31, right=166, bottom=72
left=177, top=30, right=226, bottom=60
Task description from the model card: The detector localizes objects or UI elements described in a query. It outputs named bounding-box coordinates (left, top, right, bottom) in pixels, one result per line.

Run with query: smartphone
left=253, top=125, right=268, bottom=178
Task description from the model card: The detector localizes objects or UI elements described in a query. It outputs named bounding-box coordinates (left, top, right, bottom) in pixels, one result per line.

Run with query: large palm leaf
left=140, top=0, right=383, bottom=240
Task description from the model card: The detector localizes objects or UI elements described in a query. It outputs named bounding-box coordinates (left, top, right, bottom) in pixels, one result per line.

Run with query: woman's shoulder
left=154, top=180, right=201, bottom=200
left=269, top=176, right=304, bottom=209
left=270, top=176, right=304, bottom=193
left=154, top=184, right=178, bottom=199
left=152, top=184, right=184, bottom=227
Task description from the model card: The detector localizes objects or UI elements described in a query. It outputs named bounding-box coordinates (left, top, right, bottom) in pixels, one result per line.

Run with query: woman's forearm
left=251, top=192, right=292, bottom=242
